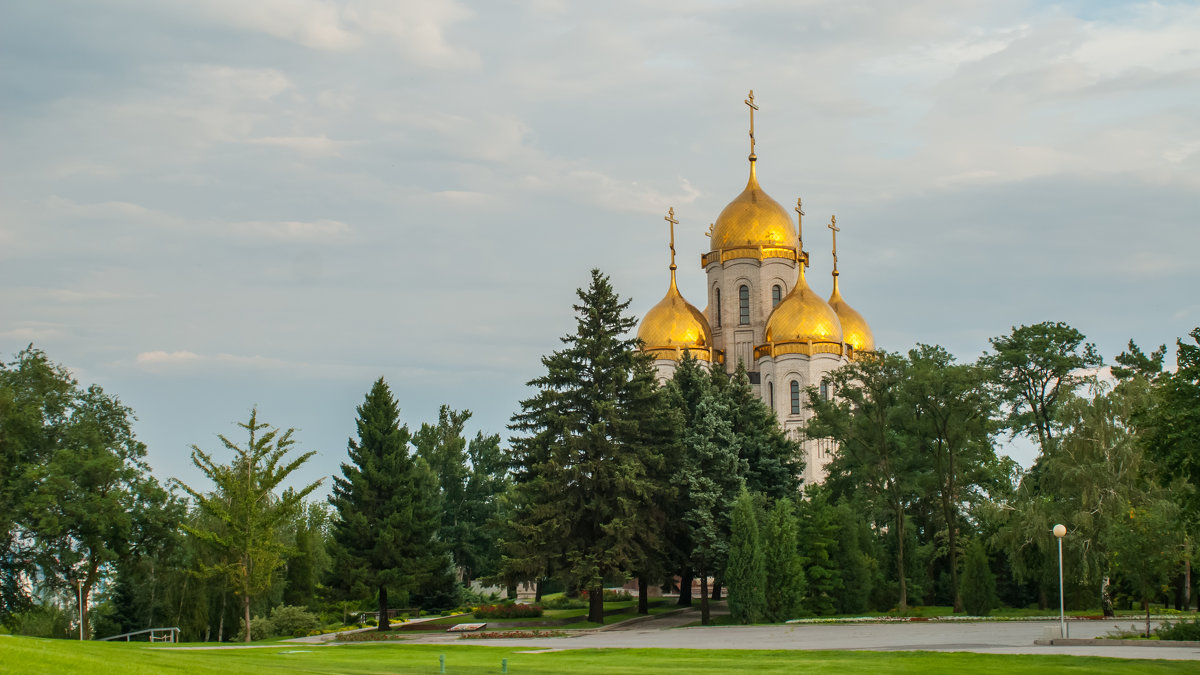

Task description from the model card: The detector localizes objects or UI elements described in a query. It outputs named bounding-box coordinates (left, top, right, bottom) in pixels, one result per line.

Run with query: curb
left=1034, top=638, right=1200, bottom=648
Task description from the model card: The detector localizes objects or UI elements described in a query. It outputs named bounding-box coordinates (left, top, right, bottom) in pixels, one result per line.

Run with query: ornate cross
left=828, top=215, right=840, bottom=273
left=744, top=90, right=758, bottom=158
left=665, top=207, right=678, bottom=270
left=795, top=197, right=805, bottom=243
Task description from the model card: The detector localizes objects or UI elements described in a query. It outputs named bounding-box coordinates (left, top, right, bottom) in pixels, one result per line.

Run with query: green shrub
left=12, top=604, right=72, bottom=639
left=270, top=605, right=319, bottom=637
left=473, top=603, right=543, bottom=619
left=541, top=596, right=586, bottom=610
left=236, top=615, right=274, bottom=642
left=1157, top=617, right=1200, bottom=641
left=960, top=540, right=997, bottom=616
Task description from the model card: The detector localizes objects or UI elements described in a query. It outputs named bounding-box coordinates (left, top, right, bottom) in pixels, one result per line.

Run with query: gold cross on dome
left=795, top=197, right=805, bottom=241
left=744, top=90, right=758, bottom=158
left=665, top=207, right=678, bottom=269
left=828, top=215, right=840, bottom=273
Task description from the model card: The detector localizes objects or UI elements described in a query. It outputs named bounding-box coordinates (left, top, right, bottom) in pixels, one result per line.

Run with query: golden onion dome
left=757, top=264, right=843, bottom=359
left=638, top=267, right=713, bottom=362
left=828, top=274, right=875, bottom=356
left=708, top=160, right=800, bottom=257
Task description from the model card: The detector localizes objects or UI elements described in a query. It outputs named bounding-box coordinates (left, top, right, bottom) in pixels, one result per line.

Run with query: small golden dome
left=638, top=268, right=713, bottom=362
left=757, top=265, right=843, bottom=358
left=708, top=161, right=800, bottom=257
left=829, top=275, right=875, bottom=356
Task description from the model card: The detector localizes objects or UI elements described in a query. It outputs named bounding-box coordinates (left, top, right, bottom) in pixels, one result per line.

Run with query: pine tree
left=327, top=378, right=441, bottom=631
left=795, top=488, right=842, bottom=615
left=960, top=539, right=997, bottom=616
left=678, top=380, right=745, bottom=625
left=724, top=363, right=803, bottom=499
left=504, top=269, right=666, bottom=624
left=726, top=490, right=766, bottom=623
left=763, top=497, right=805, bottom=622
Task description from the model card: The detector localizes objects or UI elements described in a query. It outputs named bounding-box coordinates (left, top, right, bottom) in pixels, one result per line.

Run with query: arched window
left=715, top=288, right=721, bottom=327
left=820, top=382, right=828, bottom=400
left=768, top=382, right=774, bottom=409
left=772, top=284, right=782, bottom=308
left=738, top=285, right=750, bottom=325
left=790, top=380, right=800, bottom=415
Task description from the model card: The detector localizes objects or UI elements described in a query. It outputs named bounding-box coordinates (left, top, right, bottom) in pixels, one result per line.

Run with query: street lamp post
left=1053, top=524, right=1067, bottom=638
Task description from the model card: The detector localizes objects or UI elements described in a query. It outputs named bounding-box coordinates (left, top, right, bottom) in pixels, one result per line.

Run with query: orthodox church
left=636, top=92, right=875, bottom=485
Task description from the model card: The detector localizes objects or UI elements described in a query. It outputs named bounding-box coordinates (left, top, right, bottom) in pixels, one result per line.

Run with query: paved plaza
left=401, top=610, right=1200, bottom=662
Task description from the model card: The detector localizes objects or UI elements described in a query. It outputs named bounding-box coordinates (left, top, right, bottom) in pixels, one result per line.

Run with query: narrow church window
left=772, top=284, right=782, bottom=307
left=768, top=382, right=774, bottom=409
left=820, top=382, right=828, bottom=400
left=738, top=285, right=750, bottom=325
left=790, top=380, right=800, bottom=415
left=715, top=288, right=721, bottom=327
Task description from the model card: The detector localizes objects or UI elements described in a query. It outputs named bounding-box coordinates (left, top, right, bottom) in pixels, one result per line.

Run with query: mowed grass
left=0, top=635, right=1193, bottom=674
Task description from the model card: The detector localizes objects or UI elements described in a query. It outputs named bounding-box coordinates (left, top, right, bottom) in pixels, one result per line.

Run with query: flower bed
left=472, top=603, right=544, bottom=619
left=460, top=630, right=567, bottom=639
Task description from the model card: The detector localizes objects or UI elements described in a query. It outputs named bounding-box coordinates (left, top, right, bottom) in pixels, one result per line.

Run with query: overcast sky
left=2, top=0, right=1198, bottom=493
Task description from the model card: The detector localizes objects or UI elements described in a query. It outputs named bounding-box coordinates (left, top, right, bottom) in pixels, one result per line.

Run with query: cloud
left=245, top=135, right=353, bottom=156
left=228, top=219, right=353, bottom=242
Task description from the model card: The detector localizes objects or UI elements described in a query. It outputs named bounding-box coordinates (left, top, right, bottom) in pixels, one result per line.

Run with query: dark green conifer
left=327, top=378, right=441, bottom=631
left=763, top=497, right=805, bottom=621
left=504, top=269, right=666, bottom=624
left=726, top=490, right=766, bottom=623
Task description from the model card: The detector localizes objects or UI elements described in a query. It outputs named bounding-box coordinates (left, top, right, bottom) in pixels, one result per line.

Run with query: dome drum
left=754, top=340, right=844, bottom=360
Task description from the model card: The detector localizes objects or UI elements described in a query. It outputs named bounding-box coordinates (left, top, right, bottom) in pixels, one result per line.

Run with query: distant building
left=636, top=92, right=875, bottom=485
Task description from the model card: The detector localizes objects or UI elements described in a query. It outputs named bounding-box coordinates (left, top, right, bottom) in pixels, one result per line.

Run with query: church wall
left=704, top=256, right=798, bottom=374
left=758, top=349, right=846, bottom=486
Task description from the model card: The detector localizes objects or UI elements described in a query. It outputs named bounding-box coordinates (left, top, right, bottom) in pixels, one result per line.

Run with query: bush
left=960, top=540, right=997, bottom=616
left=12, top=604, right=72, bottom=639
left=270, top=605, right=319, bottom=637
left=236, top=615, right=274, bottom=642
left=541, top=596, right=586, bottom=610
left=579, top=589, right=632, bottom=602
left=1157, top=617, right=1200, bottom=641
left=473, top=603, right=543, bottom=619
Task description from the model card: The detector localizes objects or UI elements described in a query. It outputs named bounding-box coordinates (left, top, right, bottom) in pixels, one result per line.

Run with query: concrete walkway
left=404, top=618, right=1200, bottom=661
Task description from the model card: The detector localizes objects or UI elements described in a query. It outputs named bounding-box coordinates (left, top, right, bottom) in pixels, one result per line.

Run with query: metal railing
left=99, top=627, right=181, bottom=643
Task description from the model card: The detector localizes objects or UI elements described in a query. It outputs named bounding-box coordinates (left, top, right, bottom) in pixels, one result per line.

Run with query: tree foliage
left=327, top=378, right=441, bottom=630
left=176, top=408, right=321, bottom=641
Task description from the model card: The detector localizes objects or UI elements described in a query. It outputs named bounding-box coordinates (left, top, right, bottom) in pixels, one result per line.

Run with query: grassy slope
left=0, top=636, right=1193, bottom=674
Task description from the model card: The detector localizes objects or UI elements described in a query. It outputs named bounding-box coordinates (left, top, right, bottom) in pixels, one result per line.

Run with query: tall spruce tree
left=726, top=490, right=766, bottom=624
left=504, top=269, right=665, bottom=624
left=723, top=363, right=803, bottom=500
left=764, top=497, right=805, bottom=622
left=678, top=381, right=745, bottom=625
left=327, top=378, right=441, bottom=631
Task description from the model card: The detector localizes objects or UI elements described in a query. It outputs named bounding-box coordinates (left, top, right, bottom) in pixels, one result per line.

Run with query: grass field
left=0, top=635, right=1194, bottom=674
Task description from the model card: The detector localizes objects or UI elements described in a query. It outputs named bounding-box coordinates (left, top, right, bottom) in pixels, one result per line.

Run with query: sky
left=2, top=0, right=1198, bottom=494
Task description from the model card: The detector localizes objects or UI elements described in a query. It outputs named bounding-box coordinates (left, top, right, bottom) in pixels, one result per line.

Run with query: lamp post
left=76, top=578, right=84, bottom=641
left=1053, top=524, right=1067, bottom=638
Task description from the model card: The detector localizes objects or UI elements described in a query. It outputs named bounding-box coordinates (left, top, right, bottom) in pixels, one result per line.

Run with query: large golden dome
left=828, top=274, right=874, bottom=356
left=706, top=161, right=800, bottom=262
left=638, top=268, right=713, bottom=362
left=755, top=265, right=843, bottom=359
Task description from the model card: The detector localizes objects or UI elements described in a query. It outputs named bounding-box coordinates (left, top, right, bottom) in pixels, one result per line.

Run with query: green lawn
left=0, top=636, right=1194, bottom=674
left=394, top=599, right=676, bottom=631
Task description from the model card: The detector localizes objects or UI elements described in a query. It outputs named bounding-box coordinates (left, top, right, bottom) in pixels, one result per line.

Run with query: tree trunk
left=678, top=569, right=693, bottom=607
left=242, top=593, right=252, bottom=642
left=378, top=584, right=390, bottom=631
left=638, top=578, right=649, bottom=615
left=712, top=578, right=722, bottom=602
left=894, top=501, right=908, bottom=613
left=1038, top=584, right=1048, bottom=611
left=507, top=582, right=518, bottom=600
left=1186, top=548, right=1193, bottom=612
left=217, top=591, right=226, bottom=642
left=1145, top=598, right=1151, bottom=638
left=535, top=578, right=544, bottom=603
left=1101, top=575, right=1114, bottom=617
left=588, top=586, right=604, bottom=624
left=700, top=568, right=710, bottom=626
